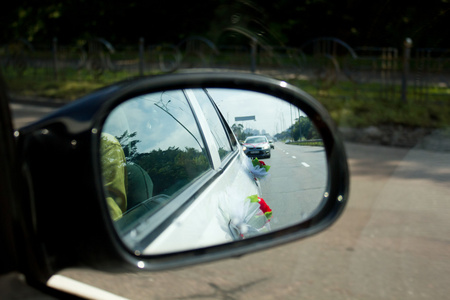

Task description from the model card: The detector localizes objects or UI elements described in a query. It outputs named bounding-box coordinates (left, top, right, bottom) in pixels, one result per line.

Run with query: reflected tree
left=232, top=123, right=250, bottom=141
left=276, top=116, right=319, bottom=141
left=114, top=131, right=210, bottom=196
left=133, top=147, right=210, bottom=196
left=116, top=130, right=140, bottom=161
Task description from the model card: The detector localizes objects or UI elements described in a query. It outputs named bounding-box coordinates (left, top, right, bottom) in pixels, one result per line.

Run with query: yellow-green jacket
left=100, top=133, right=127, bottom=220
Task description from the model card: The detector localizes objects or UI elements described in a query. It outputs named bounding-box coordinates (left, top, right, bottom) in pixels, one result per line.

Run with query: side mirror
left=16, top=73, right=348, bottom=281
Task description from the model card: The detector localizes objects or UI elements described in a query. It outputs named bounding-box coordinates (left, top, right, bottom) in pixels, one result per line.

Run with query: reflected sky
left=103, top=90, right=205, bottom=154
left=103, top=88, right=308, bottom=154
left=208, top=89, right=305, bottom=137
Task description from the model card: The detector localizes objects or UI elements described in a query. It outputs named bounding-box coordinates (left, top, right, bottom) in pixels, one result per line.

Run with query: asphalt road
left=10, top=102, right=55, bottom=129
left=8, top=102, right=450, bottom=300
left=261, top=142, right=327, bottom=231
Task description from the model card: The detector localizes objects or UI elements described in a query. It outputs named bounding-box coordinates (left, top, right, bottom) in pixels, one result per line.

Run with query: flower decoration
left=252, top=158, right=270, bottom=172
left=245, top=157, right=271, bottom=180
left=248, top=195, right=273, bottom=221
left=217, top=189, right=272, bottom=240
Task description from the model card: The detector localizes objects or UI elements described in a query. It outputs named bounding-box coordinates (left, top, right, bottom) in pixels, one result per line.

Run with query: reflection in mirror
left=100, top=88, right=327, bottom=255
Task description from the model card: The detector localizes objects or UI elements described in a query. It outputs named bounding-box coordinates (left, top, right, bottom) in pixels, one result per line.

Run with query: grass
left=8, top=77, right=105, bottom=100
left=289, top=78, right=450, bottom=128
left=4, top=67, right=140, bottom=100
left=287, top=141, right=324, bottom=146
left=3, top=66, right=450, bottom=129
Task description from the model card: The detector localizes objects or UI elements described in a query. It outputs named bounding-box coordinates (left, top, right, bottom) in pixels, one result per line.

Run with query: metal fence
left=1, top=37, right=449, bottom=103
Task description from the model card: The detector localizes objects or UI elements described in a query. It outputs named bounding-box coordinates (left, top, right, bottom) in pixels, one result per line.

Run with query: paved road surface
left=10, top=102, right=55, bottom=129
left=59, top=142, right=450, bottom=300
left=8, top=102, right=450, bottom=300
left=261, top=142, right=327, bottom=231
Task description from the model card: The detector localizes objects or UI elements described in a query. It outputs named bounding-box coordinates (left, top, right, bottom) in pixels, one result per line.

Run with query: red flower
left=248, top=195, right=273, bottom=221
left=259, top=160, right=266, bottom=166
left=257, top=197, right=272, bottom=214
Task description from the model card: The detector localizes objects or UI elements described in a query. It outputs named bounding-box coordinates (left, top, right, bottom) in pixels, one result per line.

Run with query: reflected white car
left=242, top=135, right=271, bottom=158
left=103, top=88, right=271, bottom=254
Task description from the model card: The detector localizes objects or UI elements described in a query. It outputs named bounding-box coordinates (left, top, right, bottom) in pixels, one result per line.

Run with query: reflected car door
left=103, top=88, right=265, bottom=255
left=143, top=89, right=263, bottom=254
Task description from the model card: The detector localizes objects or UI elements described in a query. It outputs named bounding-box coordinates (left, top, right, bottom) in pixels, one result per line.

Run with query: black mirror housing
left=15, top=73, right=349, bottom=283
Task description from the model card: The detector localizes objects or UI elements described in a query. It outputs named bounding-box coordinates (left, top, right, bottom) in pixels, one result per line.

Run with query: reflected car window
left=191, top=88, right=233, bottom=161
left=245, top=137, right=268, bottom=143
left=102, top=90, right=211, bottom=225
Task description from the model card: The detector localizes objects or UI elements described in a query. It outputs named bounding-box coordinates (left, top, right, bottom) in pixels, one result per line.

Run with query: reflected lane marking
left=302, top=162, right=310, bottom=167
left=292, top=156, right=296, bottom=159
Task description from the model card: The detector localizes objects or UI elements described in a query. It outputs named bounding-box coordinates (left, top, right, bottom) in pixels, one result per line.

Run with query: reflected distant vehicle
left=242, top=135, right=271, bottom=158
left=269, top=139, right=275, bottom=149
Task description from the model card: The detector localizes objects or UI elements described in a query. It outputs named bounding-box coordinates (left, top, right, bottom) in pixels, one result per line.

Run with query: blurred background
left=2, top=1, right=450, bottom=299
left=2, top=1, right=449, bottom=139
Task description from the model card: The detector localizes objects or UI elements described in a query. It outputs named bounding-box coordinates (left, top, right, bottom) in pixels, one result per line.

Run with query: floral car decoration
left=216, top=155, right=274, bottom=240
left=245, top=157, right=271, bottom=180
left=218, top=190, right=273, bottom=240
left=248, top=194, right=273, bottom=221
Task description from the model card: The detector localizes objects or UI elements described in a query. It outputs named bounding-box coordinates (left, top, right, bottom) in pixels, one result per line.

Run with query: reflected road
left=261, top=142, right=327, bottom=231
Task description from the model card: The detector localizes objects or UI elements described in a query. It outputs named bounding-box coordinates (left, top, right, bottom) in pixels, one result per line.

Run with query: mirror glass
left=100, top=88, right=327, bottom=255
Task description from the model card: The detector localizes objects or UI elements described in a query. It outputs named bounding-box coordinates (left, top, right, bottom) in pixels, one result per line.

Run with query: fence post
left=402, top=37, right=413, bottom=102
left=139, top=37, right=145, bottom=76
left=52, top=37, right=59, bottom=81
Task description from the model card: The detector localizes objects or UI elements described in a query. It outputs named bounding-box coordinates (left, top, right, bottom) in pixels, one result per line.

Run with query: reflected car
left=269, top=139, right=275, bottom=149
left=242, top=135, right=271, bottom=158
left=103, top=88, right=270, bottom=253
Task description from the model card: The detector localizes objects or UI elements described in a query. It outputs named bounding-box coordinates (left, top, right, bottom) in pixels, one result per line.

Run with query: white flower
left=243, top=157, right=270, bottom=180
left=217, top=188, right=271, bottom=240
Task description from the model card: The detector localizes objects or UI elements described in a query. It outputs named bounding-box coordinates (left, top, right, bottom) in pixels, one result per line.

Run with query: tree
left=116, top=130, right=140, bottom=161
left=277, top=116, right=320, bottom=142
left=231, top=123, right=245, bottom=141
left=297, top=116, right=320, bottom=140
left=2, top=1, right=449, bottom=49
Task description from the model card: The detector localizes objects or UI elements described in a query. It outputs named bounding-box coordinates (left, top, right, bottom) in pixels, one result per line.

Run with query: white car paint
left=144, top=149, right=262, bottom=254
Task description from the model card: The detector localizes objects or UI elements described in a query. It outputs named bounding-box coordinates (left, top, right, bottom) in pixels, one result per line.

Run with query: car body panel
left=109, top=88, right=265, bottom=254
left=144, top=150, right=261, bottom=254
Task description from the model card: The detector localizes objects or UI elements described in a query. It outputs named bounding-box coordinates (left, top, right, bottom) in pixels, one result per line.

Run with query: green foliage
left=3, top=67, right=132, bottom=100
left=5, top=65, right=450, bottom=130
left=317, top=96, right=450, bottom=128
left=231, top=123, right=251, bottom=141
left=115, top=130, right=210, bottom=196
left=289, top=78, right=450, bottom=129
left=276, top=115, right=320, bottom=141
left=2, top=1, right=449, bottom=48
left=116, top=131, right=139, bottom=160
left=133, top=147, right=210, bottom=196
left=289, top=141, right=324, bottom=147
